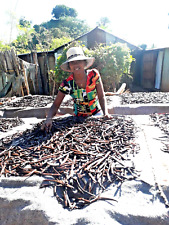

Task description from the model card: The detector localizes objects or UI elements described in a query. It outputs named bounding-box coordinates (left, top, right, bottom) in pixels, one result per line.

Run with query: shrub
left=86, top=43, right=134, bottom=92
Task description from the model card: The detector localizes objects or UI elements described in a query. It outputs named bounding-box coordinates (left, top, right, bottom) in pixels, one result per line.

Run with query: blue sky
left=1, top=0, right=169, bottom=49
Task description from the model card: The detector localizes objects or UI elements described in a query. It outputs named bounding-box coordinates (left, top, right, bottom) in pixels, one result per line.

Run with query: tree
left=51, top=37, right=71, bottom=50
left=0, top=41, right=11, bottom=51
left=19, top=17, right=32, bottom=28
left=33, top=25, right=72, bottom=51
left=9, top=5, right=90, bottom=53
left=11, top=19, right=35, bottom=53
left=41, top=16, right=90, bottom=39
left=96, top=17, right=111, bottom=30
left=11, top=17, right=73, bottom=53
left=32, top=26, right=53, bottom=51
left=41, top=5, right=90, bottom=39
left=52, top=5, right=77, bottom=20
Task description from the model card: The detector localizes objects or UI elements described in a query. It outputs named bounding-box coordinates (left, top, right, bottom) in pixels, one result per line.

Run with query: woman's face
left=69, top=60, right=86, bottom=73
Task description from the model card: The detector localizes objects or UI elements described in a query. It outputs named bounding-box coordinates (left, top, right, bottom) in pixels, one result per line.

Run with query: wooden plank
left=0, top=52, right=8, bottom=72
left=38, top=54, right=49, bottom=95
left=0, top=76, right=14, bottom=97
left=30, top=51, right=40, bottom=94
left=11, top=48, right=20, bottom=76
left=4, top=51, right=14, bottom=73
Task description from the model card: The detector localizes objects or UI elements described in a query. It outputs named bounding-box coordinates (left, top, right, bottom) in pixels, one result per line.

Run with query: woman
left=42, top=47, right=111, bottom=132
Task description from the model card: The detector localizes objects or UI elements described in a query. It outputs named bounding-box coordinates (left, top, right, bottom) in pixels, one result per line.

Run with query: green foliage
left=10, top=18, right=37, bottom=54
left=32, top=27, right=53, bottom=52
left=58, top=17, right=89, bottom=38
left=87, top=43, right=134, bottom=91
left=19, top=17, right=32, bottom=28
left=5, top=5, right=90, bottom=53
left=12, top=21, right=70, bottom=53
left=33, top=25, right=72, bottom=51
left=51, top=37, right=71, bottom=50
left=41, top=16, right=90, bottom=39
left=32, top=25, right=56, bottom=51
left=11, top=20, right=36, bottom=54
left=0, top=41, right=11, bottom=51
left=52, top=5, right=78, bottom=20
left=96, top=17, right=111, bottom=30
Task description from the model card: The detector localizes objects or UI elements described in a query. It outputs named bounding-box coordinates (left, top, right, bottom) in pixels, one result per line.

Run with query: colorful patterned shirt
left=58, top=69, right=101, bottom=116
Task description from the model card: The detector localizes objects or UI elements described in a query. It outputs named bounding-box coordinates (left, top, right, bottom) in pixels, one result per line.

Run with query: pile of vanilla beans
left=122, top=92, right=169, bottom=104
left=0, top=116, right=139, bottom=209
left=150, top=113, right=169, bottom=153
left=150, top=113, right=169, bottom=135
left=0, top=118, right=24, bottom=132
left=0, top=95, right=55, bottom=108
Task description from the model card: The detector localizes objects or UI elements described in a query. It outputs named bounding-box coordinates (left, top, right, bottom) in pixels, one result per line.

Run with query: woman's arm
left=96, top=79, right=113, bottom=116
left=42, top=91, right=65, bottom=131
left=47, top=91, right=65, bottom=118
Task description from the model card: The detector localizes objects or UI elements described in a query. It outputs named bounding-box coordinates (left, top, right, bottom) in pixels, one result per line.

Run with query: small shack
left=135, top=47, right=169, bottom=92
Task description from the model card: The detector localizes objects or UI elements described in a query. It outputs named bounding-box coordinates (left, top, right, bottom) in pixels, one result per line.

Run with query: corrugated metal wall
left=161, top=49, right=169, bottom=91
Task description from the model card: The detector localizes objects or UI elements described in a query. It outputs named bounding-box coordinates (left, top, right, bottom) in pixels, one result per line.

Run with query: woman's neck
left=73, top=69, right=86, bottom=78
left=73, top=70, right=87, bottom=88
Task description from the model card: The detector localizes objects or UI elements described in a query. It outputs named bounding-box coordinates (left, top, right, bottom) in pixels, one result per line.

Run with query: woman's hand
left=41, top=91, right=66, bottom=132
left=41, top=118, right=53, bottom=132
left=103, top=113, right=113, bottom=120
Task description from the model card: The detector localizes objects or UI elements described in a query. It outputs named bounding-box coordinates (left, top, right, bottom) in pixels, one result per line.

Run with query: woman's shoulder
left=65, top=73, right=74, bottom=82
left=87, top=68, right=100, bottom=76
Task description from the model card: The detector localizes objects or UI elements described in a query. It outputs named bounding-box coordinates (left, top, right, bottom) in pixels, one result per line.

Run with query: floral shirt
left=58, top=69, right=101, bottom=116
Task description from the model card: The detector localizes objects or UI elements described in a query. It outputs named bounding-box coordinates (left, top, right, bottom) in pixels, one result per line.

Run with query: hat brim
left=60, top=56, right=95, bottom=72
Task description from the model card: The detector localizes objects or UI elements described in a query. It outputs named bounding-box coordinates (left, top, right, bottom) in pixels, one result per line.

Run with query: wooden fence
left=0, top=49, right=56, bottom=98
left=19, top=51, right=56, bottom=96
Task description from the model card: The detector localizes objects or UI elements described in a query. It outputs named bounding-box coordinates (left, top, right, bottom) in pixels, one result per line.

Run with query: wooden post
left=0, top=52, right=8, bottom=73
left=11, top=48, right=20, bottom=76
left=44, top=53, right=49, bottom=95
left=4, top=51, right=14, bottom=74
left=20, top=60, right=30, bottom=95
left=31, top=51, right=40, bottom=94
left=21, top=85, right=24, bottom=96
left=38, top=54, right=49, bottom=95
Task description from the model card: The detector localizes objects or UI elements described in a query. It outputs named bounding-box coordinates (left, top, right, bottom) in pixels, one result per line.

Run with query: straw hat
left=60, top=47, right=95, bottom=72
